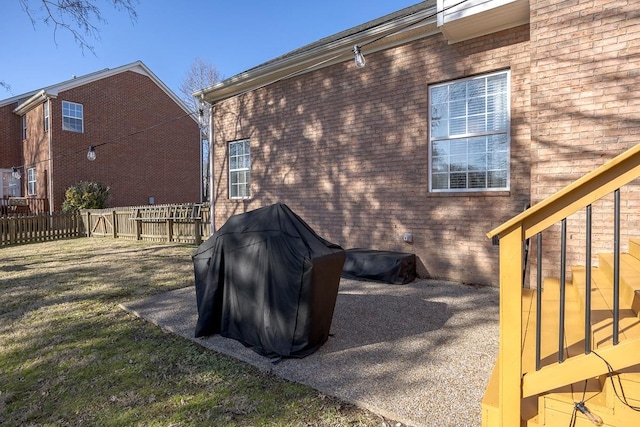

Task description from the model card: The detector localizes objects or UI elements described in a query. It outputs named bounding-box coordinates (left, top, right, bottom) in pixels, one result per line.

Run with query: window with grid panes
left=429, top=70, right=510, bottom=192
left=27, top=168, right=37, bottom=196
left=62, top=101, right=84, bottom=133
left=229, top=139, right=250, bottom=199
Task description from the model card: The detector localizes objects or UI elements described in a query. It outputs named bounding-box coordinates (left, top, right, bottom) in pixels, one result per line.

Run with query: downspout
left=47, top=97, right=54, bottom=214
left=208, top=103, right=215, bottom=234
left=199, top=118, right=203, bottom=203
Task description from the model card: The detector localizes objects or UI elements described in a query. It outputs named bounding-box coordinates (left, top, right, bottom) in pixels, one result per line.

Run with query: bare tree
left=2, top=1, right=138, bottom=92
left=19, top=0, right=138, bottom=55
left=180, top=57, right=221, bottom=202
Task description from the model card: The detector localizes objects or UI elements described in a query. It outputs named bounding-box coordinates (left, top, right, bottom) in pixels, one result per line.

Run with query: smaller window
left=44, top=101, right=49, bottom=132
left=62, top=100, right=84, bottom=133
left=229, top=139, right=251, bottom=199
left=22, top=115, right=27, bottom=139
left=27, top=168, right=37, bottom=196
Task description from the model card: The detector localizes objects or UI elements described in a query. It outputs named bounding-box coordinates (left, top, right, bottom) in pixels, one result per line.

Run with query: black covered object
left=192, top=203, right=345, bottom=358
left=341, top=249, right=416, bottom=284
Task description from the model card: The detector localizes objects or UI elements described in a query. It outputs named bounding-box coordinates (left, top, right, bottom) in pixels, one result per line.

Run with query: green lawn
left=0, top=238, right=391, bottom=426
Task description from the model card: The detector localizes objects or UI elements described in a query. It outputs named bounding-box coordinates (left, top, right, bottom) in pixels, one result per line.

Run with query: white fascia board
left=12, top=90, right=49, bottom=115
left=196, top=5, right=438, bottom=104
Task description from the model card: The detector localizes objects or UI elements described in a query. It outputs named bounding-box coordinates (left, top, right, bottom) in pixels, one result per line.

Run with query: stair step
left=598, top=253, right=640, bottom=315
left=570, top=265, right=640, bottom=347
left=538, top=378, right=612, bottom=427
left=522, top=279, right=584, bottom=374
left=629, top=237, right=640, bottom=260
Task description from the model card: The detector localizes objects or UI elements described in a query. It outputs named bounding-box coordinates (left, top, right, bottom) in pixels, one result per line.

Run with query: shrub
left=61, top=181, right=110, bottom=213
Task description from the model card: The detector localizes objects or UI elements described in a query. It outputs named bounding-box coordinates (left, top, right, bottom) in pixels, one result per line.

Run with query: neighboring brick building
left=196, top=0, right=639, bottom=286
left=0, top=61, right=201, bottom=213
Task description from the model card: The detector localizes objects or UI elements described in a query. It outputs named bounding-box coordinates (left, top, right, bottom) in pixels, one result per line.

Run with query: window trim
left=228, top=139, right=251, bottom=200
left=62, top=100, right=84, bottom=133
left=22, top=115, right=27, bottom=139
left=27, top=168, right=37, bottom=196
left=44, top=100, right=49, bottom=132
left=428, top=70, right=511, bottom=193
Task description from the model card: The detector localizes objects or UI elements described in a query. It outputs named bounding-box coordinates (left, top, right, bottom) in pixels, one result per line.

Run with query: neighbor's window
left=44, top=100, right=49, bottom=132
left=429, top=70, right=510, bottom=192
left=22, top=115, right=27, bottom=139
left=229, top=139, right=251, bottom=199
left=27, top=168, right=36, bottom=196
left=1, top=170, right=21, bottom=198
left=62, top=100, right=84, bottom=133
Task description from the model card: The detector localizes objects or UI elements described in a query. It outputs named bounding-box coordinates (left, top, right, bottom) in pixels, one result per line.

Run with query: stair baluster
left=559, top=218, right=567, bottom=363
left=585, top=204, right=592, bottom=355
left=613, top=189, right=620, bottom=345
left=536, top=232, right=543, bottom=371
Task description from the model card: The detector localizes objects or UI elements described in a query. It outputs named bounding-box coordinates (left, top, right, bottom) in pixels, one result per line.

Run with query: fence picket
left=1, top=203, right=210, bottom=247
left=0, top=212, right=82, bottom=246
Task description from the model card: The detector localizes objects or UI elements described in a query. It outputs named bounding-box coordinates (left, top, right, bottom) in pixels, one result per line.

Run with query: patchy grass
left=0, top=238, right=392, bottom=426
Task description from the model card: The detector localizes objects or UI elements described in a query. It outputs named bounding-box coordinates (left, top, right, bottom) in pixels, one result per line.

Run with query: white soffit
left=438, top=0, right=530, bottom=44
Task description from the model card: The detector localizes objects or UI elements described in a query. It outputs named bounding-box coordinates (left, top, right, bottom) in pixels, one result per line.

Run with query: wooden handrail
left=487, top=143, right=640, bottom=240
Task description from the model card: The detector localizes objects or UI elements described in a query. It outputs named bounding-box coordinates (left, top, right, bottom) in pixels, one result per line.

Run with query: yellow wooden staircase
left=482, top=144, right=640, bottom=427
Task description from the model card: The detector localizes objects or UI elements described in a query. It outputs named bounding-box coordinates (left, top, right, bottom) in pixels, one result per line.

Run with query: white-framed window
left=27, top=168, right=37, bottom=196
left=429, top=70, right=510, bottom=192
left=1, top=169, right=21, bottom=198
left=44, top=100, right=49, bottom=132
left=62, top=100, right=84, bottom=133
left=229, top=139, right=251, bottom=199
left=22, top=115, right=27, bottom=139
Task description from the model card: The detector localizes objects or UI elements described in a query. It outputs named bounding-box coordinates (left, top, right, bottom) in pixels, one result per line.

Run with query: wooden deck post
left=498, top=225, right=524, bottom=427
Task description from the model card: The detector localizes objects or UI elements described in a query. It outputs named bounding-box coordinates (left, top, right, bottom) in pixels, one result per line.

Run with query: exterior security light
left=12, top=167, right=21, bottom=180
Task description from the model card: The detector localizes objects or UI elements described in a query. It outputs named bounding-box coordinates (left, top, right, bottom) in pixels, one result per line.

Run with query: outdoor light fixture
left=353, top=45, right=366, bottom=68
left=12, top=167, right=21, bottom=180
left=87, top=145, right=96, bottom=161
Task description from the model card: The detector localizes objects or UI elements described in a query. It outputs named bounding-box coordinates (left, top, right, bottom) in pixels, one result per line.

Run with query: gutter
left=194, top=4, right=439, bottom=104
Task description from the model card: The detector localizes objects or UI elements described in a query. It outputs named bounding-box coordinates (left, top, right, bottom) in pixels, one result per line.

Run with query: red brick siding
left=0, top=103, right=23, bottom=170
left=211, top=25, right=532, bottom=285
left=45, top=71, right=200, bottom=210
left=529, top=0, right=640, bottom=281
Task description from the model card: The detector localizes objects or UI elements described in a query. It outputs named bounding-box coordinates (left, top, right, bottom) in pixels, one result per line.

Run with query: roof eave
left=5, top=60, right=197, bottom=123
left=13, top=90, right=56, bottom=115
left=195, top=5, right=439, bottom=104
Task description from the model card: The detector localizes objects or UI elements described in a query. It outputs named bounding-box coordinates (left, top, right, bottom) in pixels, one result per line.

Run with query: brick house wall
left=19, top=70, right=200, bottom=211
left=0, top=103, right=22, bottom=168
left=528, top=0, right=640, bottom=282
left=211, top=24, right=532, bottom=285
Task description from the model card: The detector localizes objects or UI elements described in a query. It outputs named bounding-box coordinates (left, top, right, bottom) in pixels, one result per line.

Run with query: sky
left=1, top=1, right=421, bottom=100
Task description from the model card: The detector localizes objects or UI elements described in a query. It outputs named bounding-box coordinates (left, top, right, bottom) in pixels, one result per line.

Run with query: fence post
left=9, top=217, right=16, bottom=244
left=166, top=218, right=174, bottom=242
left=85, top=211, right=92, bottom=237
left=112, top=210, right=118, bottom=239
left=194, top=218, right=202, bottom=246
left=134, top=209, right=142, bottom=240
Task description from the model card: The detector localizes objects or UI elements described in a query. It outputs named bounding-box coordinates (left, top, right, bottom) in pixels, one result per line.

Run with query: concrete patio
left=120, top=278, right=499, bottom=427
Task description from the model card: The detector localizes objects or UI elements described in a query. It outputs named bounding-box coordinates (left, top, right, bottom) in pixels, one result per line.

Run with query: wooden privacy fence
left=82, top=203, right=211, bottom=245
left=0, top=212, right=82, bottom=245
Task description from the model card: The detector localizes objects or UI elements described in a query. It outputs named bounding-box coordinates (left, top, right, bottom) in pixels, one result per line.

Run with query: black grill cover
left=341, top=249, right=417, bottom=284
left=192, top=203, right=345, bottom=358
